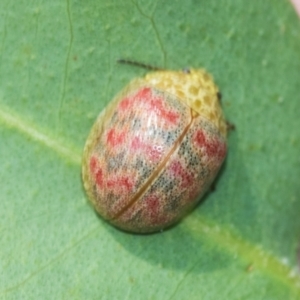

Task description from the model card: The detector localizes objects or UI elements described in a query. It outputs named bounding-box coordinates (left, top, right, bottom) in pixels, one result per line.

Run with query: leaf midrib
left=0, top=104, right=81, bottom=165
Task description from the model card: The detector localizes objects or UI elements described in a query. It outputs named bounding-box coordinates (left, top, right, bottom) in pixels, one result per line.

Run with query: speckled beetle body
left=82, top=69, right=227, bottom=233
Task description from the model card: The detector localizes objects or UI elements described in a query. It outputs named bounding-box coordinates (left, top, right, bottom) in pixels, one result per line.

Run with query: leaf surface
left=1, top=0, right=300, bottom=299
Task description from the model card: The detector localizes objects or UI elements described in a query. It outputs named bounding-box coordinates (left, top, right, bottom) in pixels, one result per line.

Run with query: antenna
left=117, top=59, right=163, bottom=71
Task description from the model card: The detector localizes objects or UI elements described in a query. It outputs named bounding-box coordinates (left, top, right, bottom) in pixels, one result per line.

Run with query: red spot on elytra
left=146, top=195, right=159, bottom=214
left=119, top=87, right=179, bottom=125
left=95, top=168, right=104, bottom=188
left=130, top=136, right=143, bottom=150
left=145, top=194, right=166, bottom=225
left=89, top=156, right=98, bottom=174
left=107, top=128, right=126, bottom=147
left=206, top=139, right=226, bottom=159
left=119, top=87, right=152, bottom=112
left=89, top=155, right=134, bottom=192
left=150, top=97, right=179, bottom=125
left=107, top=176, right=134, bottom=192
left=119, top=97, right=132, bottom=111
left=135, top=87, right=152, bottom=99
left=130, top=136, right=163, bottom=162
left=194, top=130, right=206, bottom=146
left=169, top=161, right=193, bottom=188
left=163, top=110, right=179, bottom=124
left=194, top=130, right=226, bottom=160
left=89, top=156, right=104, bottom=188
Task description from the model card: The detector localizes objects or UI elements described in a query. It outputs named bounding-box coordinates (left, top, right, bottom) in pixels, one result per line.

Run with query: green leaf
left=1, top=0, right=300, bottom=299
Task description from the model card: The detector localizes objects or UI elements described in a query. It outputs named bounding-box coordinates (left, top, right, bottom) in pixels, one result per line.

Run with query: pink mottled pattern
left=88, top=86, right=227, bottom=232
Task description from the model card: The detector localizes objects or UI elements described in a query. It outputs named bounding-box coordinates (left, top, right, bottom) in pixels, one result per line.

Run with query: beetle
left=82, top=62, right=227, bottom=233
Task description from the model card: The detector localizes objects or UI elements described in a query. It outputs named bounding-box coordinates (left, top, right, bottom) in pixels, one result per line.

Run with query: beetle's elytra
left=82, top=68, right=227, bottom=233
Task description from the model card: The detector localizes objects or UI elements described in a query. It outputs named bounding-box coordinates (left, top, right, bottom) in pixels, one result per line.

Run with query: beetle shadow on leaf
left=105, top=218, right=234, bottom=273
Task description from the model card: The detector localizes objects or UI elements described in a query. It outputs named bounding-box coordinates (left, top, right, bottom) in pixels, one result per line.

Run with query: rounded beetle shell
left=82, top=69, right=227, bottom=233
